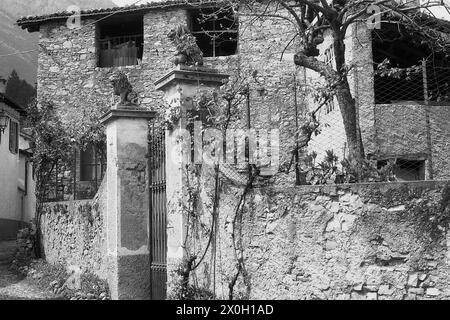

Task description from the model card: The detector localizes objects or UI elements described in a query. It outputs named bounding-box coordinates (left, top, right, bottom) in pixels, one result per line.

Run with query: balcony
left=97, top=34, right=143, bottom=68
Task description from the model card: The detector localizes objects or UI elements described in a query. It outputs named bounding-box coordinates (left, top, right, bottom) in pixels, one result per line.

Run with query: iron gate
left=148, top=121, right=167, bottom=300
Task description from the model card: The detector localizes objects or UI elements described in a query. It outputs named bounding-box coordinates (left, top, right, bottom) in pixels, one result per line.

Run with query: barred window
left=80, top=144, right=106, bottom=182
left=96, top=14, right=144, bottom=68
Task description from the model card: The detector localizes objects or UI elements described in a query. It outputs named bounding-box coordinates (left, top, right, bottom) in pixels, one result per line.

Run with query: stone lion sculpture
left=109, top=71, right=139, bottom=107
left=167, top=24, right=204, bottom=66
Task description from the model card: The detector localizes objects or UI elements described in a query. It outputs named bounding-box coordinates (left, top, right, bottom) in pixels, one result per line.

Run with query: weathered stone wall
left=39, top=179, right=108, bottom=279
left=37, top=8, right=186, bottom=116
left=36, top=9, right=188, bottom=198
left=185, top=180, right=450, bottom=300
left=36, top=4, right=298, bottom=184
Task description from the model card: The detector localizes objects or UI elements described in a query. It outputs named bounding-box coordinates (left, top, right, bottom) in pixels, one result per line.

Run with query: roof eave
left=17, top=0, right=224, bottom=32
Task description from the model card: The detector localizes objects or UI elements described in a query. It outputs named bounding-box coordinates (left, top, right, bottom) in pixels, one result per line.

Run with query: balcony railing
left=98, top=34, right=143, bottom=68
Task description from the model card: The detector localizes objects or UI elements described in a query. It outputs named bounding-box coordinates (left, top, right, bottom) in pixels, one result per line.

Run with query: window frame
left=189, top=7, right=239, bottom=58
left=323, top=45, right=335, bottom=114
left=79, top=144, right=106, bottom=183
left=96, top=14, right=144, bottom=68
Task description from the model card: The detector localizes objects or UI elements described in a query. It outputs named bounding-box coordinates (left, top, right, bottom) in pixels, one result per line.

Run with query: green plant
left=167, top=256, right=214, bottom=300
left=26, top=99, right=106, bottom=257
left=10, top=224, right=37, bottom=272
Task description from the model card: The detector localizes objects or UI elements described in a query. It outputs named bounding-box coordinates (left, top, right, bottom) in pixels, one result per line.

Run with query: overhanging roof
left=17, top=0, right=223, bottom=32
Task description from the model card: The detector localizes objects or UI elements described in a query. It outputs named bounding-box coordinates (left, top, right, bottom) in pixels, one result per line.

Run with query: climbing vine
left=26, top=99, right=106, bottom=257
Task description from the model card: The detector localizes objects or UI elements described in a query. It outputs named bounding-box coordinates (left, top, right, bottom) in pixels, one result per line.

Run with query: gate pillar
left=100, top=107, right=156, bottom=300
left=155, top=65, right=229, bottom=298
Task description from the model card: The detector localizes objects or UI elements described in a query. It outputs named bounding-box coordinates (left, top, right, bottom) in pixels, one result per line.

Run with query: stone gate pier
left=100, top=107, right=155, bottom=300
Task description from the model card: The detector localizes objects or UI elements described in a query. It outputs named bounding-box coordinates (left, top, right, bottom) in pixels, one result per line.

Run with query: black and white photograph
left=0, top=0, right=450, bottom=309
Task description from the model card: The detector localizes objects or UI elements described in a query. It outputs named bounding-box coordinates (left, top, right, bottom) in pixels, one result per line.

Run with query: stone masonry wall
left=186, top=180, right=450, bottom=300
left=39, top=179, right=108, bottom=280
left=36, top=4, right=298, bottom=184
left=35, top=4, right=450, bottom=187
left=37, top=9, right=188, bottom=119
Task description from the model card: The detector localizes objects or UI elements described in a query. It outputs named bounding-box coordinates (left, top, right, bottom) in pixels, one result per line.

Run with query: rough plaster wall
left=429, top=106, right=450, bottom=180
left=187, top=180, right=450, bottom=300
left=374, top=104, right=450, bottom=179
left=351, top=23, right=376, bottom=156
left=375, top=104, right=428, bottom=157
left=238, top=8, right=298, bottom=176
left=40, top=178, right=108, bottom=279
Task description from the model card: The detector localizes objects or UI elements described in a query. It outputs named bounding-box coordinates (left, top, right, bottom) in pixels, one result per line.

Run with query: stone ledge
left=265, top=179, right=450, bottom=195
left=155, top=65, right=229, bottom=91
left=100, top=108, right=157, bottom=125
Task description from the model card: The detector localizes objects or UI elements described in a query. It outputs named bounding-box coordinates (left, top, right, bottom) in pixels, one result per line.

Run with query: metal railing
left=42, top=147, right=106, bottom=203
left=98, top=34, right=143, bottom=68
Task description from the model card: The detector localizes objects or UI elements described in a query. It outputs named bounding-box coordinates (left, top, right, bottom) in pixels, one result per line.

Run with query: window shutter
left=9, top=120, right=18, bottom=154
left=9, top=119, right=13, bottom=152
left=15, top=122, right=18, bottom=153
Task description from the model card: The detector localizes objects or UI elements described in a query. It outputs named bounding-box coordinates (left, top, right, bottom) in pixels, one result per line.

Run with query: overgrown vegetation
left=18, top=260, right=109, bottom=300
left=220, top=0, right=450, bottom=172
left=10, top=225, right=110, bottom=300
left=26, top=100, right=106, bottom=256
left=301, top=149, right=396, bottom=184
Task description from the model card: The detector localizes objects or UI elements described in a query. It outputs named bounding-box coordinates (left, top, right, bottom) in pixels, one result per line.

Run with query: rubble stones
left=199, top=181, right=450, bottom=300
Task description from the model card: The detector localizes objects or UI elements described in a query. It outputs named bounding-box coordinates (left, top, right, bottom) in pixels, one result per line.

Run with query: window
left=189, top=7, right=238, bottom=57
left=96, top=14, right=144, bottom=67
left=377, top=158, right=425, bottom=181
left=9, top=120, right=18, bottom=154
left=372, top=23, right=450, bottom=104
left=80, top=144, right=106, bottom=182
left=395, top=159, right=425, bottom=181
left=323, top=46, right=335, bottom=114
left=324, top=46, right=334, bottom=67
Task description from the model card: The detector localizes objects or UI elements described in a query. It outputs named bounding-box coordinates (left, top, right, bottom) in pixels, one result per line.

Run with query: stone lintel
left=100, top=108, right=156, bottom=125
left=155, top=65, right=229, bottom=91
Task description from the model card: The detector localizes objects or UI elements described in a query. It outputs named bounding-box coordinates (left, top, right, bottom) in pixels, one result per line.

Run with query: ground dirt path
left=0, top=240, right=60, bottom=300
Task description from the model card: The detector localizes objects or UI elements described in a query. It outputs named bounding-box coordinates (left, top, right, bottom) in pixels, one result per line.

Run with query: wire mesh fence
left=300, top=58, right=450, bottom=185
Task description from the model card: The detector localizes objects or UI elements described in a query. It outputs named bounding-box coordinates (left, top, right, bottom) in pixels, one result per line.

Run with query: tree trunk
left=294, top=46, right=365, bottom=166
left=335, top=78, right=365, bottom=162
left=332, top=35, right=365, bottom=163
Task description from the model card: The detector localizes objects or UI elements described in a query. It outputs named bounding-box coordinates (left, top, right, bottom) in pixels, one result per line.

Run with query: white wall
left=0, top=102, right=35, bottom=240
left=0, top=103, right=20, bottom=221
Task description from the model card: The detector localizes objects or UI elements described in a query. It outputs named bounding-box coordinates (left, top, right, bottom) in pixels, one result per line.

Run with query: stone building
left=0, top=81, right=35, bottom=241
left=17, top=0, right=299, bottom=201
left=17, top=1, right=450, bottom=195
left=306, top=18, right=450, bottom=182
left=16, top=1, right=450, bottom=300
